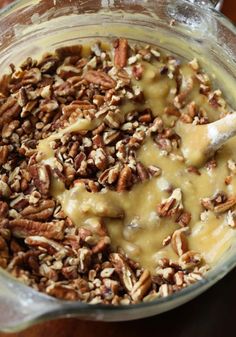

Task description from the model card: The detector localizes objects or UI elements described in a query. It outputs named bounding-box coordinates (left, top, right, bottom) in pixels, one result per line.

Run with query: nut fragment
left=0, top=145, right=9, bottom=165
left=179, top=250, right=202, bottom=270
left=157, top=188, right=183, bottom=218
left=29, top=164, right=51, bottom=196
left=117, top=165, right=132, bottom=192
left=8, top=219, right=65, bottom=240
left=20, top=200, right=55, bottom=221
left=84, top=70, right=116, bottom=89
left=110, top=253, right=136, bottom=292
left=131, top=270, right=152, bottom=301
left=171, top=228, right=189, bottom=256
left=114, top=38, right=129, bottom=68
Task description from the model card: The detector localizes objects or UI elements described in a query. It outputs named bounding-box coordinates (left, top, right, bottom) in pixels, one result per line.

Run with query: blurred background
left=0, top=0, right=235, bottom=24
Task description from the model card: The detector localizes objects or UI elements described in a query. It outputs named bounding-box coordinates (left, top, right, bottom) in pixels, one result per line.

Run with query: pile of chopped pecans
left=0, top=38, right=231, bottom=304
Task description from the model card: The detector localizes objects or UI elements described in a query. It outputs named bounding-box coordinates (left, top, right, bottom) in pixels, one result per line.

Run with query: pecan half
left=110, top=253, right=136, bottom=292
left=25, top=235, right=68, bottom=256
left=8, top=219, right=65, bottom=240
left=84, top=70, right=116, bottom=89
left=0, top=98, right=21, bottom=129
left=0, top=145, right=9, bottom=165
left=20, top=200, right=55, bottom=221
left=131, top=270, right=152, bottom=302
left=117, top=165, right=132, bottom=192
left=171, top=228, right=189, bottom=256
left=29, top=164, right=51, bottom=196
left=114, top=38, right=129, bottom=68
left=136, top=162, right=149, bottom=182
left=214, top=197, right=236, bottom=214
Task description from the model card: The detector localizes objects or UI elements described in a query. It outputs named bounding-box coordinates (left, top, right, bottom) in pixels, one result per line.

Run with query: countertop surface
left=0, top=0, right=236, bottom=336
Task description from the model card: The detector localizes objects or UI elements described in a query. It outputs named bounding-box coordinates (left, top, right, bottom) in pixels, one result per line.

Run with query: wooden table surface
left=0, top=0, right=236, bottom=336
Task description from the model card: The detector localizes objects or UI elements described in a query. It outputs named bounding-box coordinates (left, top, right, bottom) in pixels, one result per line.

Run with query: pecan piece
left=84, top=70, right=116, bottom=89
left=157, top=188, right=183, bottom=218
left=0, top=181, right=11, bottom=198
left=0, top=97, right=21, bottom=129
left=29, top=164, right=51, bottom=196
left=0, top=201, right=9, bottom=218
left=214, top=197, right=236, bottom=214
left=46, top=283, right=79, bottom=300
left=136, top=162, right=149, bottom=182
left=178, top=250, right=202, bottom=270
left=117, top=165, right=132, bottom=192
left=0, top=145, right=9, bottom=165
left=25, top=236, right=68, bottom=256
left=131, top=270, right=152, bottom=302
left=20, top=200, right=55, bottom=221
left=55, top=44, right=82, bottom=59
left=176, top=211, right=191, bottom=227
left=7, top=250, right=41, bottom=272
left=114, top=38, right=129, bottom=68
left=171, top=228, right=189, bottom=256
left=77, top=247, right=92, bottom=273
left=8, top=219, right=65, bottom=240
left=98, top=165, right=120, bottom=186
left=0, top=236, right=9, bottom=268
left=110, top=253, right=136, bottom=292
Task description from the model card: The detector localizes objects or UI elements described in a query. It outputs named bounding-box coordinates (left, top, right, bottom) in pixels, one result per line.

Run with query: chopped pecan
left=8, top=219, right=65, bottom=240
left=84, top=70, right=116, bottom=89
left=148, top=165, right=162, bottom=177
left=77, top=247, right=92, bottom=273
left=176, top=211, right=191, bottom=227
left=29, top=164, right=51, bottom=196
left=46, top=283, right=80, bottom=300
left=25, top=235, right=68, bottom=256
left=55, top=44, right=82, bottom=59
left=104, top=109, right=124, bottom=129
left=159, top=284, right=173, bottom=297
left=93, top=148, right=108, bottom=171
left=114, top=38, right=129, bottom=68
left=98, top=165, right=120, bottom=186
left=187, top=166, right=201, bottom=175
left=92, top=236, right=111, bottom=254
left=0, top=201, right=9, bottom=218
left=110, top=253, right=136, bottom=292
left=117, top=165, right=132, bottom=192
left=20, top=200, right=55, bottom=221
left=7, top=250, right=41, bottom=271
left=131, top=270, right=152, bottom=301
left=0, top=145, right=9, bottom=165
left=0, top=74, right=10, bottom=98
left=201, top=193, right=236, bottom=214
left=0, top=236, right=9, bottom=268
left=178, top=250, right=202, bottom=270
left=0, top=98, right=21, bottom=129
left=157, top=188, right=183, bottom=218
left=136, top=162, right=149, bottom=182
left=214, top=197, right=236, bottom=214
left=171, top=228, right=189, bottom=256
left=0, top=181, right=11, bottom=198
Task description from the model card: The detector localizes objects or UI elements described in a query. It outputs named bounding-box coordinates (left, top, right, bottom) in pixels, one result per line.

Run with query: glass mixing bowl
left=0, top=0, right=236, bottom=332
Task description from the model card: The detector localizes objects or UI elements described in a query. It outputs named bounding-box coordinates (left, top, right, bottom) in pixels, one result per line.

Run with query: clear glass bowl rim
left=0, top=0, right=236, bottom=330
